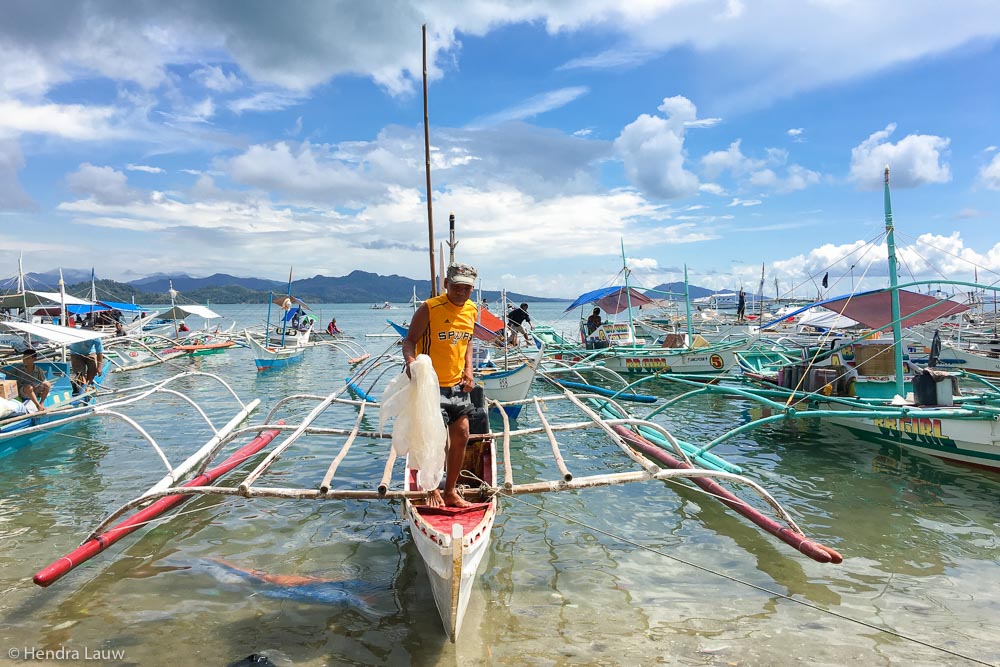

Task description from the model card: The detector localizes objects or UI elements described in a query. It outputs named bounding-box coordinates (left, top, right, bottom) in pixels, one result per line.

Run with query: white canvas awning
left=1, top=321, right=108, bottom=344
left=154, top=305, right=222, bottom=320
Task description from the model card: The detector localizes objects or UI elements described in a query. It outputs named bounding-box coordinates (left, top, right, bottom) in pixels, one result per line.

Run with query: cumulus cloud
left=787, top=128, right=804, bottom=142
left=226, top=141, right=387, bottom=204
left=614, top=96, right=702, bottom=200
left=978, top=152, right=1000, bottom=190
left=701, top=139, right=819, bottom=192
left=66, top=163, right=141, bottom=205
left=848, top=123, right=950, bottom=189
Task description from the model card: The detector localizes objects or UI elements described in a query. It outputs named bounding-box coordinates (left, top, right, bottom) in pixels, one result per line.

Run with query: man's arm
left=402, top=304, right=430, bottom=375
left=461, top=330, right=475, bottom=392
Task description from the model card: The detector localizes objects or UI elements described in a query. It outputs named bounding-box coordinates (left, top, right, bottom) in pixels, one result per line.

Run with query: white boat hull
left=823, top=404, right=1000, bottom=469
left=403, top=427, right=498, bottom=641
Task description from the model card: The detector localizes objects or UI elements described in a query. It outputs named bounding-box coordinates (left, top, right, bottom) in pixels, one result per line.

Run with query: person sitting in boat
left=114, top=321, right=125, bottom=337
left=13, top=348, right=50, bottom=411
left=327, top=318, right=341, bottom=335
left=507, top=303, right=531, bottom=346
left=586, top=307, right=603, bottom=334
left=402, top=262, right=479, bottom=508
left=178, top=321, right=190, bottom=333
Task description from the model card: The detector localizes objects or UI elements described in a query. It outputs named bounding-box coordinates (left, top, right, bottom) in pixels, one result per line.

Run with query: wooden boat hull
left=906, top=342, right=1000, bottom=378
left=0, top=361, right=102, bottom=458
left=555, top=343, right=745, bottom=375
left=403, top=396, right=497, bottom=641
left=246, top=334, right=305, bottom=372
left=477, top=348, right=542, bottom=418
left=404, top=495, right=497, bottom=640
left=820, top=403, right=1000, bottom=469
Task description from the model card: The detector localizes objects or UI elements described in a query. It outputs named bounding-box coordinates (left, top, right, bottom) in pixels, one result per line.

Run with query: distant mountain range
left=2, top=270, right=736, bottom=305
left=3, top=269, right=566, bottom=305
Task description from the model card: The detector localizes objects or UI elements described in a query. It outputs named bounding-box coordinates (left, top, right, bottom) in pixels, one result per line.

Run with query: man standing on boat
left=736, top=289, right=746, bottom=323
left=68, top=336, right=104, bottom=392
left=402, top=263, right=478, bottom=508
left=508, top=302, right=531, bottom=346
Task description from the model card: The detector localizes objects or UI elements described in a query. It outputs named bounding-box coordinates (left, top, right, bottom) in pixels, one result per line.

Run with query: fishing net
left=379, top=355, right=445, bottom=490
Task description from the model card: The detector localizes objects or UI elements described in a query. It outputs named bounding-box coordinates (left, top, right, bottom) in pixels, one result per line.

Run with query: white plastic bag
left=379, top=355, right=445, bottom=490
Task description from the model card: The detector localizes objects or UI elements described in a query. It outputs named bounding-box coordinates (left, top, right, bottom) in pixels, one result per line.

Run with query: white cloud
left=471, top=87, right=589, bottom=127
left=701, top=139, right=819, bottom=192
left=0, top=100, right=119, bottom=140
left=226, top=141, right=388, bottom=203
left=614, top=96, right=701, bottom=200
left=126, top=164, right=164, bottom=174
left=228, top=91, right=305, bottom=114
left=727, top=198, right=761, bottom=207
left=66, top=163, right=141, bottom=206
left=788, top=128, right=804, bottom=142
left=627, top=257, right=659, bottom=271
left=191, top=65, right=242, bottom=92
left=558, top=48, right=656, bottom=71
left=978, top=153, right=1000, bottom=190
left=848, top=123, right=950, bottom=189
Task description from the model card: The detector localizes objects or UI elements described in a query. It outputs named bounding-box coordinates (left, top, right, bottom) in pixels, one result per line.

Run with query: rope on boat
left=495, top=492, right=995, bottom=667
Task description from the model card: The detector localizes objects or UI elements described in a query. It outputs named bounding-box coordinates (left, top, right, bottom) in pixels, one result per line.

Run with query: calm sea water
left=0, top=302, right=998, bottom=666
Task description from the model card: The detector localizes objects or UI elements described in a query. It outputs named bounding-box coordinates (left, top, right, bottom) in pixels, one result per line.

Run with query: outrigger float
left=34, top=355, right=841, bottom=643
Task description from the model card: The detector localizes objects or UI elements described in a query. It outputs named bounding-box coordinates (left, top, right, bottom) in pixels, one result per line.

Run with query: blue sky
left=1, top=1, right=999, bottom=299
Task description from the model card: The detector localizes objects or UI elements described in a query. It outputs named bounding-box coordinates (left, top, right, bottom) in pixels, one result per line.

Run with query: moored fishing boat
left=661, top=168, right=1000, bottom=472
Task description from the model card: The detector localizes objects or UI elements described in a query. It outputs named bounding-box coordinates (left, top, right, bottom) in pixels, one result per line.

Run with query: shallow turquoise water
left=0, top=302, right=998, bottom=666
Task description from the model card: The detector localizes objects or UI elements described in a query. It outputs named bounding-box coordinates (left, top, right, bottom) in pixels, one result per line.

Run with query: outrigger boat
left=652, top=168, right=1000, bottom=471
left=247, top=284, right=313, bottom=372
left=33, top=351, right=842, bottom=643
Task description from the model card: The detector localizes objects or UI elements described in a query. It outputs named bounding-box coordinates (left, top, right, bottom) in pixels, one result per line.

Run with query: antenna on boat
left=422, top=24, right=437, bottom=297
left=447, top=212, right=458, bottom=264
left=884, top=165, right=905, bottom=394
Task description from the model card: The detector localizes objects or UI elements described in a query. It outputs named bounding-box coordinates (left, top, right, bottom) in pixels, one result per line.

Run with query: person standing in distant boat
left=736, top=289, right=746, bottom=323
left=507, top=303, right=531, bottom=346
left=586, top=307, right=603, bottom=334
left=402, top=263, right=479, bottom=509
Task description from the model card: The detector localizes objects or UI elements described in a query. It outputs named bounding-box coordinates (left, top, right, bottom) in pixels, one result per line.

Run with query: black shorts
left=439, top=385, right=475, bottom=425
left=71, top=353, right=98, bottom=378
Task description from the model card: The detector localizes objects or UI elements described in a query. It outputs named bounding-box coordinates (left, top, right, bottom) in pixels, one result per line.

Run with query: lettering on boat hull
left=623, top=357, right=672, bottom=372
left=872, top=417, right=957, bottom=450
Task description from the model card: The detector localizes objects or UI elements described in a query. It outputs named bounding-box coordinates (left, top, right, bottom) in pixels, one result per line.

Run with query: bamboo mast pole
left=884, top=166, right=905, bottom=395
left=422, top=24, right=437, bottom=297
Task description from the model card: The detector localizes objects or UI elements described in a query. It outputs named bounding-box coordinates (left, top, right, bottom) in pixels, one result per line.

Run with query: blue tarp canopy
left=98, top=300, right=145, bottom=312
left=564, top=286, right=654, bottom=314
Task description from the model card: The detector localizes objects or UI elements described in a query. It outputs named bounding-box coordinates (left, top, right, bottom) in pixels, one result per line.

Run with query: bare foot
left=443, top=490, right=472, bottom=508
left=425, top=489, right=444, bottom=508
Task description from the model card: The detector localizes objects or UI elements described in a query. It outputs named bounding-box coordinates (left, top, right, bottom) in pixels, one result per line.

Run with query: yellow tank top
left=417, top=294, right=478, bottom=387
